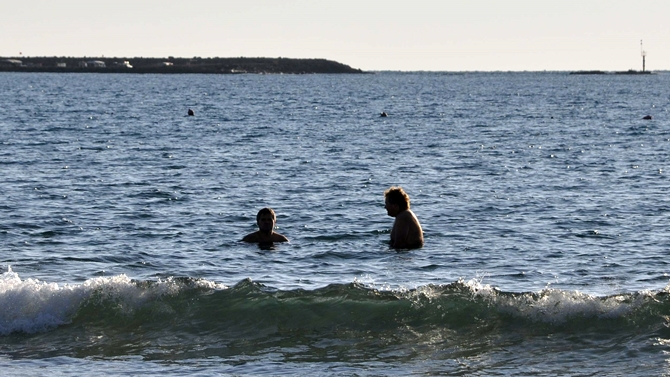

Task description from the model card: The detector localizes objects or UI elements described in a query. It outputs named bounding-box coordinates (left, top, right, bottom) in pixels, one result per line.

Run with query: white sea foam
left=0, top=266, right=89, bottom=334
left=0, top=266, right=226, bottom=335
left=463, top=278, right=648, bottom=324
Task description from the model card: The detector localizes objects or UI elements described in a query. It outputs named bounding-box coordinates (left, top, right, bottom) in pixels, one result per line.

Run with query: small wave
left=1, top=269, right=668, bottom=337
left=0, top=267, right=224, bottom=335
left=1, top=269, right=670, bottom=362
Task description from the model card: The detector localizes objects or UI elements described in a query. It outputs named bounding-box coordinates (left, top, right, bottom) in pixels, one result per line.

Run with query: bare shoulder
left=398, top=209, right=420, bottom=224
left=242, top=232, right=260, bottom=242
left=272, top=233, right=289, bottom=243
left=243, top=231, right=289, bottom=243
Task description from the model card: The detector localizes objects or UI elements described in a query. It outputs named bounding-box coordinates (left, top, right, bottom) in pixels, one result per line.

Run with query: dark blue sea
left=1, top=71, right=670, bottom=376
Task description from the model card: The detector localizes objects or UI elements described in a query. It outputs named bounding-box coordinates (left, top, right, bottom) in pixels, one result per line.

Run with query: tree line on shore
left=0, top=56, right=364, bottom=74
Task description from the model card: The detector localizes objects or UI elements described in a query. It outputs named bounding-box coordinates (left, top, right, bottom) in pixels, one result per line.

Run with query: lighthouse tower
left=640, top=40, right=647, bottom=72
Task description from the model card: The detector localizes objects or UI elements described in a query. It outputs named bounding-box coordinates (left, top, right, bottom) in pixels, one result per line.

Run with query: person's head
left=256, top=207, right=277, bottom=234
left=384, top=186, right=410, bottom=217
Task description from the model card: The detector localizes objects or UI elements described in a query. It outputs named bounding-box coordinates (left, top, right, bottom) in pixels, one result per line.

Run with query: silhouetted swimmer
left=643, top=115, right=652, bottom=120
left=384, top=186, right=423, bottom=249
left=380, top=112, right=388, bottom=117
left=188, top=109, right=195, bottom=116
left=242, top=208, right=289, bottom=245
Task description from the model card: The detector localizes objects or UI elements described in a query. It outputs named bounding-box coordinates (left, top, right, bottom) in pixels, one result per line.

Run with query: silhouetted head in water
left=241, top=207, right=289, bottom=244
left=643, top=115, right=652, bottom=120
left=380, top=112, right=388, bottom=117
left=188, top=109, right=194, bottom=116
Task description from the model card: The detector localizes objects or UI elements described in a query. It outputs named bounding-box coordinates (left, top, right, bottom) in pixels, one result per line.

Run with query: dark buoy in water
left=380, top=112, right=388, bottom=117
left=188, top=109, right=195, bottom=116
left=643, top=115, right=652, bottom=120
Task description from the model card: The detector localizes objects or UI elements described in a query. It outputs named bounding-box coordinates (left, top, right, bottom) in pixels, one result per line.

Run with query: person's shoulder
left=406, top=208, right=419, bottom=216
left=397, top=209, right=415, bottom=221
left=242, top=232, right=260, bottom=242
left=403, top=209, right=421, bottom=221
left=272, top=233, right=289, bottom=243
left=397, top=209, right=422, bottom=231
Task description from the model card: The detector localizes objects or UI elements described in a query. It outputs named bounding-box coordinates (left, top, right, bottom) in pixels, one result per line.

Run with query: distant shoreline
left=569, top=70, right=653, bottom=75
left=0, top=56, right=365, bottom=74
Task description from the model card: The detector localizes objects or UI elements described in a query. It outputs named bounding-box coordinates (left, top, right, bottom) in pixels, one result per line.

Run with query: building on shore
left=87, top=60, right=106, bottom=68
left=1, top=59, right=22, bottom=67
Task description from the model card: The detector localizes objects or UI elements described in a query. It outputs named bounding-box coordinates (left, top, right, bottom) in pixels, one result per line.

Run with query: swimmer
left=384, top=186, right=423, bottom=249
left=242, top=207, right=289, bottom=243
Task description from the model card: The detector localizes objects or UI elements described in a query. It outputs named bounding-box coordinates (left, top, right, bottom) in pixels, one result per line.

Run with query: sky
left=2, top=0, right=668, bottom=71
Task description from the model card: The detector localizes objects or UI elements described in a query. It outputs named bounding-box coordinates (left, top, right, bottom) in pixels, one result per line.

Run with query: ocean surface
left=1, top=71, right=670, bottom=376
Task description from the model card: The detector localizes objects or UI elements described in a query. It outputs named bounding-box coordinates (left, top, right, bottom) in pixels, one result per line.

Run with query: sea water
left=1, top=71, right=670, bottom=376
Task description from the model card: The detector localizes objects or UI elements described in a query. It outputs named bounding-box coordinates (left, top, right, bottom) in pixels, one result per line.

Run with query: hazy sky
left=2, top=0, right=668, bottom=71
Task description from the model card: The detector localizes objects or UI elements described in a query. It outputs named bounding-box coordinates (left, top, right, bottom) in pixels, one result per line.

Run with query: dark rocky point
left=0, top=56, right=364, bottom=74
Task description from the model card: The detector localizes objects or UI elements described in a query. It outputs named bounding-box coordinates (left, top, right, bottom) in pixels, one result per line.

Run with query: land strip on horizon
left=0, top=56, right=364, bottom=74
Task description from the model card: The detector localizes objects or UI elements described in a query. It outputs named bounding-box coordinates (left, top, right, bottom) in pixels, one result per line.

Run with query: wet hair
left=384, top=186, right=410, bottom=211
left=256, top=207, right=276, bottom=223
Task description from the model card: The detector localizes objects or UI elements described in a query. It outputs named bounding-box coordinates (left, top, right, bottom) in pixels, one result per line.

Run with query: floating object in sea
left=188, top=109, right=195, bottom=116
left=642, top=115, right=652, bottom=120
left=380, top=112, right=388, bottom=117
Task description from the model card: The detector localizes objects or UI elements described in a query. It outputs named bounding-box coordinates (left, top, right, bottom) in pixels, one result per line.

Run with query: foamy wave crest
left=2, top=267, right=667, bottom=340
left=462, top=278, right=660, bottom=325
left=0, top=266, right=226, bottom=335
